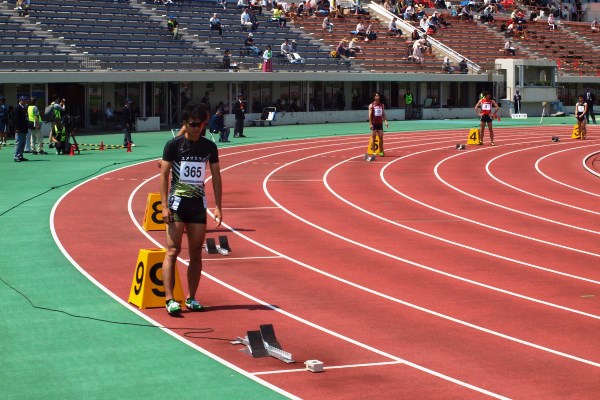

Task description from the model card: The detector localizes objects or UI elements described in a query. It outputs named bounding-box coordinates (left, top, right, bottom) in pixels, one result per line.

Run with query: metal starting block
left=364, top=154, right=376, bottom=162
left=204, top=236, right=231, bottom=255
left=551, top=136, right=560, bottom=142
left=455, top=144, right=466, bottom=150
left=511, top=113, right=528, bottom=119
left=231, top=324, right=294, bottom=363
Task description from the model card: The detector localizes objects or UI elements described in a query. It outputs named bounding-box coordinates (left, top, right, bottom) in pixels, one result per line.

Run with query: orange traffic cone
left=69, top=144, right=75, bottom=156
left=126, top=142, right=132, bottom=152
left=99, top=141, right=105, bottom=150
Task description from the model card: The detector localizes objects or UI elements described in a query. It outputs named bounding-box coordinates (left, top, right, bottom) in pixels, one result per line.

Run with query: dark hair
left=181, top=102, right=209, bottom=123
left=51, top=94, right=60, bottom=102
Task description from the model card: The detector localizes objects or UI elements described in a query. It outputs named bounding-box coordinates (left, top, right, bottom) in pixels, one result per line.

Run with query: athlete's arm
left=209, top=161, right=223, bottom=227
left=492, top=100, right=499, bottom=116
left=160, top=160, right=173, bottom=223
left=368, top=104, right=373, bottom=127
left=474, top=100, right=482, bottom=115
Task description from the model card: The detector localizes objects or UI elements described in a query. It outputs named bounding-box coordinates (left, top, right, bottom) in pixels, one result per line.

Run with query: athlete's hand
left=385, top=121, right=389, bottom=128
left=214, top=207, right=222, bottom=227
left=162, top=208, right=173, bottom=224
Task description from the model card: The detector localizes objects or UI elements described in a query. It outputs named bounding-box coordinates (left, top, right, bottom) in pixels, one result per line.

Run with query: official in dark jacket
left=584, top=88, right=596, bottom=124
left=14, top=95, right=29, bottom=162
left=122, top=99, right=136, bottom=146
left=232, top=93, right=246, bottom=138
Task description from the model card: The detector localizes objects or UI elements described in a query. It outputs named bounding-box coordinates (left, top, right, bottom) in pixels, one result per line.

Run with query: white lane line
left=435, top=147, right=600, bottom=237
left=183, top=256, right=283, bottom=262
left=485, top=143, right=600, bottom=214
left=256, top=141, right=600, bottom=369
left=536, top=147, right=600, bottom=197
left=252, top=361, right=405, bottom=376
left=583, top=150, right=600, bottom=179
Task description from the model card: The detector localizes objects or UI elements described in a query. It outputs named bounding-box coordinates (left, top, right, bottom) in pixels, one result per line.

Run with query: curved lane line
left=48, top=161, right=301, bottom=400
left=535, top=147, right=600, bottom=197
left=434, top=144, right=600, bottom=237
left=485, top=143, right=600, bottom=213
left=583, top=150, right=600, bottom=178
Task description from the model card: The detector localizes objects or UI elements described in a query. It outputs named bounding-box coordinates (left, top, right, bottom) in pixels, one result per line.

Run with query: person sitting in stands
left=336, top=38, right=354, bottom=57
left=459, top=58, right=468, bottom=73
left=548, top=13, right=558, bottom=30
left=244, top=32, right=260, bottom=55
left=355, top=19, right=367, bottom=37
left=330, top=0, right=344, bottom=18
left=297, top=1, right=306, bottom=17
left=241, top=8, right=257, bottom=30
left=349, top=37, right=363, bottom=54
left=404, top=4, right=416, bottom=21
left=460, top=5, right=473, bottom=21
left=250, top=0, right=263, bottom=14
left=281, top=38, right=293, bottom=57
left=442, top=57, right=455, bottom=73
left=272, top=4, right=287, bottom=28
left=365, top=23, right=377, bottom=41
left=323, top=15, right=334, bottom=32
left=167, top=16, right=180, bottom=38
left=504, top=40, right=516, bottom=56
left=388, top=17, right=401, bottom=37
left=222, top=49, right=239, bottom=70
left=411, top=43, right=424, bottom=64
left=481, top=5, right=494, bottom=23
left=592, top=18, right=599, bottom=32
left=237, top=0, right=248, bottom=8
left=210, top=13, right=224, bottom=35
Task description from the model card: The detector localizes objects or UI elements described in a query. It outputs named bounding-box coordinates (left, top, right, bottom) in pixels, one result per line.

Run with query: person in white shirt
left=388, top=17, right=400, bottom=37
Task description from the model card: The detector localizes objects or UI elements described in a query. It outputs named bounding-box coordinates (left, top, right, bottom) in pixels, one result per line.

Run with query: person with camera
left=122, top=98, right=136, bottom=147
left=50, top=117, right=68, bottom=155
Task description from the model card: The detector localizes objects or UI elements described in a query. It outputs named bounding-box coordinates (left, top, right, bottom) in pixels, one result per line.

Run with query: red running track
left=52, top=127, right=600, bottom=399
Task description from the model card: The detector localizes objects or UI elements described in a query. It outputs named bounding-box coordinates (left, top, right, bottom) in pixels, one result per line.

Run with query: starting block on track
left=466, top=128, right=480, bottom=145
left=231, top=324, right=295, bottom=363
left=552, top=136, right=560, bottom=142
left=455, top=144, right=466, bottom=150
left=204, top=236, right=231, bottom=255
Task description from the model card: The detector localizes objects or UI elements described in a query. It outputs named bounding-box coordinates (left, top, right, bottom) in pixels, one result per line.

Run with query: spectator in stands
left=0, top=96, right=8, bottom=146
left=351, top=0, right=367, bottom=15
left=15, top=0, right=30, bottom=17
left=336, top=38, right=354, bottom=57
left=210, top=13, right=224, bottom=36
left=415, top=34, right=431, bottom=56
left=365, top=23, right=377, bottom=42
left=281, top=38, right=293, bottom=57
left=404, top=4, right=416, bottom=21
left=221, top=49, right=239, bottom=70
left=244, top=32, right=260, bottom=55
left=323, top=15, right=334, bottom=33
left=411, top=43, right=424, bottom=64
left=233, top=93, right=247, bottom=138
left=459, top=58, right=468, bottom=73
left=591, top=18, right=599, bottom=33
left=442, top=57, right=455, bottom=73
left=481, top=5, right=495, bottom=23
left=504, top=40, right=516, bottom=56
left=548, top=13, right=558, bottom=30
left=287, top=3, right=298, bottom=23
left=122, top=99, right=135, bottom=147
left=241, top=8, right=255, bottom=30
left=349, top=37, right=363, bottom=54
left=262, top=45, right=273, bottom=72
left=209, top=108, right=230, bottom=142
left=250, top=9, right=261, bottom=29
left=529, top=10, right=539, bottom=22
left=460, top=5, right=473, bottom=21
left=411, top=29, right=420, bottom=41
left=237, top=0, right=248, bottom=8
left=354, top=19, right=367, bottom=37
left=167, top=16, right=180, bottom=38
left=388, top=17, right=401, bottom=38
left=216, top=0, right=227, bottom=11
left=250, top=0, right=263, bottom=14
left=273, top=5, right=287, bottom=28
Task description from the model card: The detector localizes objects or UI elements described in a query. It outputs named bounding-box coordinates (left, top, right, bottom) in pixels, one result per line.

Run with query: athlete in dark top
left=160, top=103, right=223, bottom=314
left=368, top=92, right=388, bottom=156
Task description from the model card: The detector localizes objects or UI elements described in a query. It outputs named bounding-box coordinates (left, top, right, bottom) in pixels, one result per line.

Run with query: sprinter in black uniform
left=160, top=103, right=223, bottom=314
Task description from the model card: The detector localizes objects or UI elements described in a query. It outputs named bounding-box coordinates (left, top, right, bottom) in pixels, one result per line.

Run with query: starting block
left=204, top=236, right=231, bottom=255
left=364, top=154, right=376, bottom=162
left=455, top=144, right=466, bottom=150
left=231, top=324, right=295, bottom=363
left=552, top=136, right=560, bottom=142
left=466, top=128, right=480, bottom=145
left=511, top=113, right=528, bottom=119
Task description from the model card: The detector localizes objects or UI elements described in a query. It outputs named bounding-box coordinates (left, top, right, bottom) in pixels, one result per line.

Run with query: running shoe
left=185, top=298, right=203, bottom=311
left=166, top=299, right=181, bottom=314
left=491, top=142, right=496, bottom=146
left=378, top=152, right=384, bottom=157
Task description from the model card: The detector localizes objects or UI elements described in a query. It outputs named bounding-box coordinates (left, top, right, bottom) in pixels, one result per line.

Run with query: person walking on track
left=160, top=103, right=223, bottom=315
left=368, top=92, right=388, bottom=156
left=474, top=91, right=499, bottom=146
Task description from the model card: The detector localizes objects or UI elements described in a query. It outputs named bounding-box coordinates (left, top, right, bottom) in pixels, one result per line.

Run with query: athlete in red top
left=368, top=92, right=388, bottom=156
left=474, top=91, right=499, bottom=146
